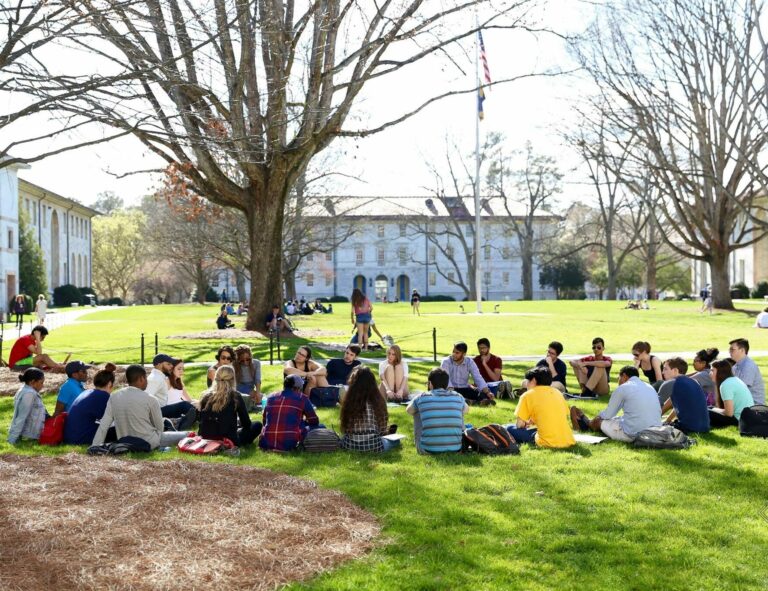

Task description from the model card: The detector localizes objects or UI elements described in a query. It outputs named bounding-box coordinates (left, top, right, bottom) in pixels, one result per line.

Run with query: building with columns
left=0, top=162, right=98, bottom=318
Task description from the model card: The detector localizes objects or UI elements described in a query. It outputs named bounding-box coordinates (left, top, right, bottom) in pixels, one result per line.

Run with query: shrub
left=751, top=281, right=768, bottom=299
left=53, top=284, right=84, bottom=307
left=79, top=287, right=98, bottom=305
left=205, top=287, right=219, bottom=302
left=421, top=295, right=456, bottom=302
left=106, top=297, right=123, bottom=306
left=328, top=295, right=349, bottom=303
left=730, top=282, right=750, bottom=299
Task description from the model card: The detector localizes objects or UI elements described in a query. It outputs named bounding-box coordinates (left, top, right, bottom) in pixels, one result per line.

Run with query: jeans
left=161, top=401, right=194, bottom=419
left=505, top=426, right=537, bottom=444
left=454, top=386, right=491, bottom=403
left=236, top=422, right=263, bottom=446
left=382, top=437, right=401, bottom=452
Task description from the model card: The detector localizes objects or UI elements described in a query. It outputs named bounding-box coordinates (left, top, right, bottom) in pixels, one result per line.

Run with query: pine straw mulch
left=0, top=366, right=128, bottom=398
left=0, top=453, right=380, bottom=591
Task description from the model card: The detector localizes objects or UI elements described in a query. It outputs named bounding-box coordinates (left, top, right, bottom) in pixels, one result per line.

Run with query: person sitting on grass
left=146, top=353, right=197, bottom=431
left=522, top=341, right=567, bottom=393
left=259, top=375, right=320, bottom=452
left=505, top=366, right=575, bottom=449
left=340, top=366, right=398, bottom=452
left=264, top=304, right=292, bottom=333
left=216, top=307, right=235, bottom=329
left=658, top=357, right=710, bottom=434
left=198, top=365, right=262, bottom=447
left=167, top=359, right=194, bottom=406
left=7, top=325, right=69, bottom=372
left=440, top=341, right=495, bottom=406
left=688, top=347, right=719, bottom=406
left=379, top=344, right=410, bottom=402
left=64, top=364, right=118, bottom=445
left=474, top=338, right=502, bottom=384
left=54, top=360, right=90, bottom=416
left=407, top=368, right=468, bottom=454
left=569, top=337, right=612, bottom=397
left=92, top=365, right=189, bottom=450
left=570, top=366, right=661, bottom=443
left=632, top=341, right=663, bottom=390
left=283, top=345, right=329, bottom=396
left=755, top=306, right=768, bottom=328
left=728, top=338, right=765, bottom=405
left=7, top=368, right=47, bottom=444
left=708, top=359, right=755, bottom=428
left=233, top=344, right=262, bottom=412
left=207, top=346, right=235, bottom=387
left=326, top=344, right=361, bottom=388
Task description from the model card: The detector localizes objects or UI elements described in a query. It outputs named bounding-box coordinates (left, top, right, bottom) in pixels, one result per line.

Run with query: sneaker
left=178, top=407, right=198, bottom=431
left=581, top=387, right=598, bottom=399
left=512, top=387, right=526, bottom=398
left=578, top=415, right=591, bottom=431
left=479, top=399, right=492, bottom=407
left=388, top=424, right=398, bottom=435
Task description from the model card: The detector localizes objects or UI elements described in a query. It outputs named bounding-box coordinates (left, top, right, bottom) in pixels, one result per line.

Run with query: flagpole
left=474, top=22, right=483, bottom=314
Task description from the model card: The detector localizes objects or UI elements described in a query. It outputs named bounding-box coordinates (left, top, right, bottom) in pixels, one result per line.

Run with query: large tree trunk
left=195, top=263, right=207, bottom=305
left=245, top=186, right=287, bottom=330
left=710, top=252, right=734, bottom=310
left=521, top=244, right=533, bottom=300
left=284, top=273, right=297, bottom=301
left=234, top=269, right=247, bottom=303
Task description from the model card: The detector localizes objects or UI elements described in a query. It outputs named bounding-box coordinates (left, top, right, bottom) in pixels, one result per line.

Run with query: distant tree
left=92, top=191, right=124, bottom=214
left=540, top=255, right=587, bottom=300
left=92, top=210, right=147, bottom=302
left=17, top=210, right=47, bottom=299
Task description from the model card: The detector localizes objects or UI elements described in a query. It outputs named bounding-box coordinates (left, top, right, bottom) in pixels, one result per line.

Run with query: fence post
left=140, top=333, right=145, bottom=366
left=433, top=327, right=437, bottom=362
left=0, top=321, right=4, bottom=366
left=276, top=329, right=281, bottom=361
left=154, top=332, right=158, bottom=356
left=269, top=331, right=274, bottom=365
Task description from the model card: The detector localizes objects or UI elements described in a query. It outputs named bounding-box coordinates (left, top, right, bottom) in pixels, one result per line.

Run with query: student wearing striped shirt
left=407, top=368, right=468, bottom=454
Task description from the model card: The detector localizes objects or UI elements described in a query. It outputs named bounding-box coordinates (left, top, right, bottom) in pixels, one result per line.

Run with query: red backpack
left=39, top=412, right=68, bottom=446
left=177, top=434, right=236, bottom=454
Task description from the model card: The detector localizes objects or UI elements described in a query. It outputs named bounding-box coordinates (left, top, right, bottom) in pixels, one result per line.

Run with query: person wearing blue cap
left=146, top=353, right=197, bottom=431
left=54, top=360, right=90, bottom=416
left=259, top=374, right=320, bottom=451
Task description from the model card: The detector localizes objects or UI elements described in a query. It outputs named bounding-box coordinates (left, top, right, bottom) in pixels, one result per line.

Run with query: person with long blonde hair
left=198, top=365, right=262, bottom=446
left=379, top=345, right=409, bottom=402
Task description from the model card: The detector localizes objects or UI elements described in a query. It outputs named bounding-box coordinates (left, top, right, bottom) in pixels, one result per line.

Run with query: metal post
left=276, top=329, right=281, bottom=361
left=433, top=327, right=437, bottom=363
left=269, top=331, right=274, bottom=365
left=154, top=332, right=158, bottom=356
left=0, top=321, right=4, bottom=365
left=140, top=333, right=145, bottom=366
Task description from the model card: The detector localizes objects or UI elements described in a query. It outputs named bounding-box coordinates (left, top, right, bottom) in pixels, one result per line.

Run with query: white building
left=0, top=163, right=98, bottom=318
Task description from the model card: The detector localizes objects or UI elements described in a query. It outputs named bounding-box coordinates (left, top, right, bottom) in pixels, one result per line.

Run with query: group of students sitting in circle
left=5, top=322, right=765, bottom=454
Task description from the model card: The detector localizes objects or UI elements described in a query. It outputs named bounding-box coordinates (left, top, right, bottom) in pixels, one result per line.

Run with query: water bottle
left=261, top=396, right=267, bottom=410
left=158, top=447, right=171, bottom=452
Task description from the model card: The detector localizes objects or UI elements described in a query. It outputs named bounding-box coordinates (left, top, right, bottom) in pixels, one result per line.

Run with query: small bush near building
left=106, top=297, right=123, bottom=306
left=53, top=284, right=84, bottom=307
left=78, top=287, right=98, bottom=305
left=731, top=282, right=750, bottom=299
left=328, top=296, right=349, bottom=303
left=751, top=281, right=768, bottom=299
left=205, top=287, right=219, bottom=303
left=421, top=295, right=456, bottom=302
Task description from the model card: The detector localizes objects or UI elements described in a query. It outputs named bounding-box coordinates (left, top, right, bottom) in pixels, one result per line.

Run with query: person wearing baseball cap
left=259, top=374, right=320, bottom=451
left=147, top=353, right=197, bottom=431
left=54, top=360, right=91, bottom=416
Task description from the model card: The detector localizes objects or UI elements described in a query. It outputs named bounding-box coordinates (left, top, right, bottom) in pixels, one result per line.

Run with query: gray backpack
left=302, top=428, right=341, bottom=452
left=633, top=425, right=696, bottom=449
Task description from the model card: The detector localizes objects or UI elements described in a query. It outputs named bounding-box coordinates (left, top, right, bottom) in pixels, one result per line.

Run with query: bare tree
left=488, top=139, right=562, bottom=300
left=573, top=0, right=768, bottom=309
left=45, top=0, right=536, bottom=328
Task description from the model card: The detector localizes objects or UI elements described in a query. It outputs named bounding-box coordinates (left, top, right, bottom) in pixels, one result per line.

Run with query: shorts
left=599, top=417, right=635, bottom=443
left=355, top=313, right=372, bottom=324
left=12, top=356, right=33, bottom=370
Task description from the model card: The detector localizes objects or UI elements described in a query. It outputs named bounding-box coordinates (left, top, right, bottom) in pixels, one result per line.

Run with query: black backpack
left=633, top=426, right=696, bottom=449
left=309, top=387, right=341, bottom=407
left=739, top=405, right=768, bottom=438
left=462, top=424, right=520, bottom=455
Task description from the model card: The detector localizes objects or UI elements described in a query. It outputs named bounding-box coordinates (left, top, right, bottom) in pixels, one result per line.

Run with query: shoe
left=479, top=399, right=492, bottom=407
left=388, top=424, right=398, bottom=435
left=581, top=387, right=598, bottom=399
left=178, top=407, right=198, bottom=431
left=578, top=415, right=591, bottom=431
left=512, top=387, right=526, bottom=398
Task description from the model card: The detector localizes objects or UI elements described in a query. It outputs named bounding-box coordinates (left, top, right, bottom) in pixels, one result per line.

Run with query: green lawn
left=2, top=302, right=768, bottom=590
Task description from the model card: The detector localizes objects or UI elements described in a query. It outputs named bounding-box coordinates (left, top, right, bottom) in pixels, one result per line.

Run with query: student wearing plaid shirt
left=259, top=375, right=320, bottom=451
left=340, top=366, right=397, bottom=452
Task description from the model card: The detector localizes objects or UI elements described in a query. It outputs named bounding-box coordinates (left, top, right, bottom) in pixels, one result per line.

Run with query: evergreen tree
left=18, top=209, right=47, bottom=299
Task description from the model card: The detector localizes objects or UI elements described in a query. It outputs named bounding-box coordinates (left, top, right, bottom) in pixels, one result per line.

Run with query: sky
left=13, top=0, right=598, bottom=209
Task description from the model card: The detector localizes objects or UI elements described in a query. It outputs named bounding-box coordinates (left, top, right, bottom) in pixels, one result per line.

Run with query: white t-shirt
left=146, top=368, right=170, bottom=407
left=166, top=387, right=185, bottom=405
left=35, top=300, right=47, bottom=316
left=378, top=359, right=409, bottom=380
left=756, top=311, right=768, bottom=328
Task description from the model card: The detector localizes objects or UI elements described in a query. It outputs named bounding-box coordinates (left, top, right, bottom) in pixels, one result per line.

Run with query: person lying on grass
left=570, top=366, right=661, bottom=443
left=659, top=357, right=710, bottom=434
left=440, top=341, right=494, bottom=406
left=505, top=366, right=575, bottom=449
left=340, top=366, right=398, bottom=453
left=259, top=375, right=320, bottom=452
left=7, top=368, right=47, bottom=445
left=407, top=368, right=467, bottom=454
left=199, top=365, right=262, bottom=447
left=7, top=325, right=70, bottom=373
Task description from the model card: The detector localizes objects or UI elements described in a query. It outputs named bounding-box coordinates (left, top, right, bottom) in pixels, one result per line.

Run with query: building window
left=377, top=247, right=385, bottom=266
left=502, top=246, right=511, bottom=260
left=42, top=208, right=47, bottom=228
left=7, top=229, right=13, bottom=249
left=306, top=253, right=314, bottom=262
left=429, top=246, right=436, bottom=263
left=398, top=246, right=407, bottom=265
left=325, top=273, right=332, bottom=286
left=355, top=248, right=364, bottom=264
left=306, top=273, right=314, bottom=287
left=378, top=225, right=385, bottom=238
left=325, top=252, right=332, bottom=261
left=33, top=204, right=37, bottom=225
left=399, top=223, right=406, bottom=237
left=429, top=272, right=436, bottom=286
left=503, top=272, right=509, bottom=284
left=447, top=271, right=455, bottom=282
left=484, top=271, right=491, bottom=285
left=484, top=245, right=491, bottom=260
left=210, top=276, right=219, bottom=287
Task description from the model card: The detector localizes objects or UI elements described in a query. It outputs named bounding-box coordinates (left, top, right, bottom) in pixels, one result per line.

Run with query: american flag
left=477, top=30, right=491, bottom=120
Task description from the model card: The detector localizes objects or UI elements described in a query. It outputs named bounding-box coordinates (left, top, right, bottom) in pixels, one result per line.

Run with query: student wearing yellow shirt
left=506, top=366, right=575, bottom=448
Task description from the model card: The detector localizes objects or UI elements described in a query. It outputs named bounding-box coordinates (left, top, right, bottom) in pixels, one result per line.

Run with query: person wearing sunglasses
left=206, top=346, right=236, bottom=387
left=569, top=337, right=612, bottom=397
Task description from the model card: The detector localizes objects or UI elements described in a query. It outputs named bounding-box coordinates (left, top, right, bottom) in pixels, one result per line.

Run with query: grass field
left=2, top=302, right=768, bottom=590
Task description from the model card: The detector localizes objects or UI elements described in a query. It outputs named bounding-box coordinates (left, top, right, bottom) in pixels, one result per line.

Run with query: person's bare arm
left=723, top=399, right=735, bottom=417
left=53, top=401, right=66, bottom=417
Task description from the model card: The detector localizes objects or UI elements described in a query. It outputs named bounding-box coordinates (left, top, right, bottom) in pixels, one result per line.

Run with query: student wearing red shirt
left=8, top=325, right=69, bottom=372
left=474, top=338, right=502, bottom=384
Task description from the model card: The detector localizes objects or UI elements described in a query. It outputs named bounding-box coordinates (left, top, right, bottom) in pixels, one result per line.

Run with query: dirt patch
left=166, top=327, right=348, bottom=340
left=0, top=366, right=127, bottom=398
left=0, top=453, right=380, bottom=591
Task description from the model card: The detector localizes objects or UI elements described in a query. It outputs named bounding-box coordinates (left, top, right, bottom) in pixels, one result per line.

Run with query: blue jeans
left=505, top=425, right=537, bottom=444
left=382, top=438, right=401, bottom=452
